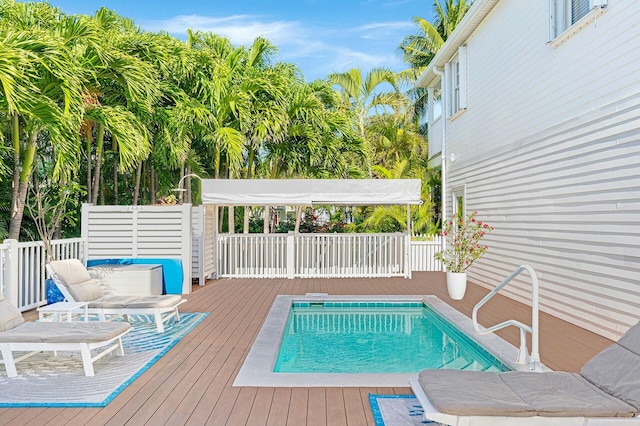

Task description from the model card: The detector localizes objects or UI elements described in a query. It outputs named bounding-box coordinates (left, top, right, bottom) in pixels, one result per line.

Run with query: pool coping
left=233, top=294, right=549, bottom=387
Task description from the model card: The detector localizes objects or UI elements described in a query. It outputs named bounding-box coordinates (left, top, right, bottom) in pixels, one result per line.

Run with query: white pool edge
left=233, top=294, right=549, bottom=388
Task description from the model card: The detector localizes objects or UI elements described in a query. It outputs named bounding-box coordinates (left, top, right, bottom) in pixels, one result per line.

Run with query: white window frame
left=451, top=185, right=466, bottom=219
left=549, top=0, right=608, bottom=44
left=446, top=46, right=467, bottom=119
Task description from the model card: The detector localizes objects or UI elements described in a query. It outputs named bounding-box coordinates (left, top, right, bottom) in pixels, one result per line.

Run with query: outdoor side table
left=38, top=301, right=90, bottom=323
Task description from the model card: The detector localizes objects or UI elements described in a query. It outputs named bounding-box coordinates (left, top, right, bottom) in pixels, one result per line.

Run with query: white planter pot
left=446, top=272, right=467, bottom=300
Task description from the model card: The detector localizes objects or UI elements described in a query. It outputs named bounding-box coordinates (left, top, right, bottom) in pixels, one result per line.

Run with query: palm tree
left=328, top=67, right=410, bottom=176
left=78, top=8, right=158, bottom=205
left=1, top=1, right=84, bottom=239
left=399, top=0, right=472, bottom=68
left=398, top=0, right=472, bottom=118
left=329, top=67, right=407, bottom=139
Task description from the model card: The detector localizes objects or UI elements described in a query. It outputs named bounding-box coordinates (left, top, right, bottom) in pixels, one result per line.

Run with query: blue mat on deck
left=0, top=312, right=208, bottom=407
left=369, top=394, right=435, bottom=425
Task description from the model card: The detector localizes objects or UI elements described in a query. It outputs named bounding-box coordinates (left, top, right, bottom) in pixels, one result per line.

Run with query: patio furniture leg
left=154, top=311, right=164, bottom=333
left=116, top=336, right=125, bottom=356
left=79, top=343, right=95, bottom=376
left=0, top=345, right=17, bottom=377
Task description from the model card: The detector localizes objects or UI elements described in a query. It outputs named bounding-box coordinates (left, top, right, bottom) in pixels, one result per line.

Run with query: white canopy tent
left=200, top=179, right=422, bottom=206
left=200, top=179, right=423, bottom=279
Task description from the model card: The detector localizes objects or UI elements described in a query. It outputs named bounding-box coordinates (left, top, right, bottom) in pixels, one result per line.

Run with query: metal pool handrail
left=472, top=264, right=541, bottom=372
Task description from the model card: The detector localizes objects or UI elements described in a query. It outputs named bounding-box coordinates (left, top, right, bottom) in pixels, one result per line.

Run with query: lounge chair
left=410, top=321, right=640, bottom=425
left=0, top=293, right=130, bottom=377
left=46, top=259, right=186, bottom=333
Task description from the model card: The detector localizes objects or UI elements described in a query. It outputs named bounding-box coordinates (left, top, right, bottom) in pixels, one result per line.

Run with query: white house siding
left=442, top=0, right=640, bottom=339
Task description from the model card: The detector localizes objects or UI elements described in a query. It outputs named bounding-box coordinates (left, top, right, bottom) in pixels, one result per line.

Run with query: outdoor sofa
left=47, top=259, right=186, bottom=333
left=0, top=293, right=130, bottom=377
left=410, top=321, right=640, bottom=425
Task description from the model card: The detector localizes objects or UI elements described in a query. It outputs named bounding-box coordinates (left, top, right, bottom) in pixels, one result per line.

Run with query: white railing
left=1, top=238, right=86, bottom=312
left=217, top=234, right=289, bottom=278
left=472, top=265, right=541, bottom=371
left=296, top=233, right=405, bottom=278
left=217, top=232, right=417, bottom=279
left=410, top=235, right=443, bottom=271
left=0, top=241, right=8, bottom=297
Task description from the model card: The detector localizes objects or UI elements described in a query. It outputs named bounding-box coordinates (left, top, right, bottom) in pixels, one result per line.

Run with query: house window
left=549, top=0, right=607, bottom=40
left=446, top=46, right=467, bottom=118
left=451, top=186, right=466, bottom=219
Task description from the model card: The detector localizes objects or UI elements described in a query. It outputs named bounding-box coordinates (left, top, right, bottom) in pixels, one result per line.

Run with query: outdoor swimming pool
left=274, top=301, right=509, bottom=373
left=233, top=295, right=528, bottom=387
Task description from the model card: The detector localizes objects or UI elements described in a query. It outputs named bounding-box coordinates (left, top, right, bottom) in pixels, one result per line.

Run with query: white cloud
left=140, top=14, right=302, bottom=46
left=357, top=21, right=414, bottom=32
left=139, top=14, right=408, bottom=79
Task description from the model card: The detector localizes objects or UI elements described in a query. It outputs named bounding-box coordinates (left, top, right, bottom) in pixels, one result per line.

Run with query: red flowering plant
left=434, top=211, right=494, bottom=273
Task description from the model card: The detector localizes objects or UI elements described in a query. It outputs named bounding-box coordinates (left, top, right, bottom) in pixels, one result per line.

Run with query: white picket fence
left=216, top=233, right=443, bottom=278
left=1, top=238, right=86, bottom=312
left=0, top=231, right=442, bottom=310
left=411, top=235, right=443, bottom=271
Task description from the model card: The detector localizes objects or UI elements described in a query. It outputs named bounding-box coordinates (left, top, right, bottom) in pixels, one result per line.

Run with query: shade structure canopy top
left=200, top=179, right=422, bottom=206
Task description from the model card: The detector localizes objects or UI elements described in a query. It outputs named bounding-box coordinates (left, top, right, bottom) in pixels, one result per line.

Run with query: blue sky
left=44, top=0, right=434, bottom=81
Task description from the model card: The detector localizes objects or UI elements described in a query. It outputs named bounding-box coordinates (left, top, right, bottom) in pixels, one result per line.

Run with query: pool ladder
left=472, top=265, right=542, bottom=372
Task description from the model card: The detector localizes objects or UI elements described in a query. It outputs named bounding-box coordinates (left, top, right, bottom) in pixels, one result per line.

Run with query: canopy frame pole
left=406, top=204, right=412, bottom=279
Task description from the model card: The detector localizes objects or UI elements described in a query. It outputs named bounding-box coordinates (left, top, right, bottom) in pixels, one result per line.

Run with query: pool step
left=441, top=356, right=473, bottom=370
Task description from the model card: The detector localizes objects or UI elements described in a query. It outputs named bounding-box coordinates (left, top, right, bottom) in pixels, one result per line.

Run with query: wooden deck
left=3, top=272, right=614, bottom=426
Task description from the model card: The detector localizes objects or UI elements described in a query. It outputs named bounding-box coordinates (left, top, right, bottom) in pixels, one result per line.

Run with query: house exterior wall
left=439, top=0, right=640, bottom=339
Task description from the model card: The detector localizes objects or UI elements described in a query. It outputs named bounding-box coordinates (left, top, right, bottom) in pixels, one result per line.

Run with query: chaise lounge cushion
left=500, top=371, right=637, bottom=417
left=0, top=294, right=24, bottom=332
left=88, top=294, right=183, bottom=309
left=49, top=259, right=104, bottom=302
left=580, top=322, right=640, bottom=411
left=0, top=321, right=131, bottom=343
left=417, top=370, right=535, bottom=416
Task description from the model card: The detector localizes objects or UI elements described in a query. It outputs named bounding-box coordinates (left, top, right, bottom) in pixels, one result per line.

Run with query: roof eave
left=416, top=0, right=502, bottom=88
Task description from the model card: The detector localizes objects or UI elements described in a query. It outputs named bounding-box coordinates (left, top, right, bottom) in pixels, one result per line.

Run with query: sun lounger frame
left=46, top=262, right=187, bottom=333
left=87, top=301, right=187, bottom=333
left=0, top=328, right=129, bottom=377
left=409, top=379, right=635, bottom=425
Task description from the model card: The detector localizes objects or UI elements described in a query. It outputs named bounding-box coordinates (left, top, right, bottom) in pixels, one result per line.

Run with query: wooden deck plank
left=223, top=386, right=257, bottom=426
left=343, top=388, right=368, bottom=426
left=245, top=387, right=275, bottom=426
left=0, top=408, right=46, bottom=426
left=140, top=280, right=271, bottom=425
left=325, top=388, right=346, bottom=426
left=265, top=388, right=291, bottom=426
left=359, top=388, right=377, bottom=425
left=306, top=388, right=327, bottom=426
left=5, top=272, right=614, bottom=426
left=286, top=388, right=309, bottom=426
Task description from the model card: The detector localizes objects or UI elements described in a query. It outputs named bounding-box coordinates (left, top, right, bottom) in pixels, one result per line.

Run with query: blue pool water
left=274, top=302, right=509, bottom=373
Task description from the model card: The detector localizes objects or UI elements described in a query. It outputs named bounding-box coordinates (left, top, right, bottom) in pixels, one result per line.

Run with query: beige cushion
left=0, top=321, right=130, bottom=343
left=0, top=293, right=25, bottom=332
left=502, top=371, right=637, bottom=418
left=417, top=369, right=535, bottom=416
left=87, top=268, right=113, bottom=296
left=89, top=294, right=183, bottom=309
left=49, top=259, right=104, bottom=302
left=66, top=279, right=104, bottom=302
left=49, top=259, right=92, bottom=285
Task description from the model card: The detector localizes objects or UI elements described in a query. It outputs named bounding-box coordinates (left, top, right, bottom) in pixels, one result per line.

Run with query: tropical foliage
left=0, top=0, right=448, bottom=240
left=398, top=0, right=472, bottom=119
